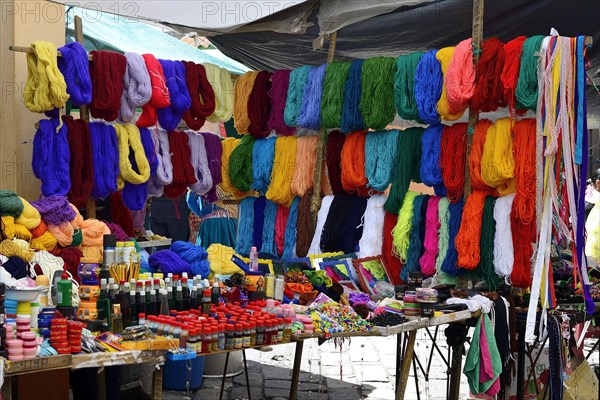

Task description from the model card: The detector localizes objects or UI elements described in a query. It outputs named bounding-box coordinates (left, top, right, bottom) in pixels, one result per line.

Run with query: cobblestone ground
left=163, top=328, right=472, bottom=400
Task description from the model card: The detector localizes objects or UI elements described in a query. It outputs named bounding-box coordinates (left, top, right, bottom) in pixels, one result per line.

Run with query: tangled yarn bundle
left=298, top=65, right=327, bottom=131
left=247, top=71, right=273, bottom=138
left=360, top=57, right=397, bottom=130
left=234, top=71, right=259, bottom=134
left=291, top=136, right=319, bottom=197
left=414, top=50, right=442, bottom=124
left=394, top=52, right=424, bottom=122
left=471, top=38, right=506, bottom=112
left=341, top=60, right=366, bottom=133
left=137, top=53, right=170, bottom=128
left=440, top=123, right=467, bottom=203
left=170, top=240, right=210, bottom=278
left=157, top=60, right=191, bottom=131
left=284, top=66, right=312, bottom=128
left=62, top=117, right=94, bottom=207
left=204, top=63, right=233, bottom=123
left=32, top=118, right=71, bottom=197
left=266, top=136, right=297, bottom=207
left=24, top=41, right=69, bottom=112
left=57, top=42, right=91, bottom=106
left=340, top=130, right=369, bottom=193
left=183, top=62, right=216, bottom=130
left=321, top=62, right=351, bottom=129
left=385, top=128, right=423, bottom=214
left=229, top=135, right=256, bottom=193
left=268, top=70, right=295, bottom=135
left=89, top=122, right=119, bottom=199
left=445, top=39, right=475, bottom=114
left=365, top=130, right=399, bottom=191
left=89, top=50, right=127, bottom=121
left=419, top=125, right=445, bottom=195
left=436, top=47, right=465, bottom=121
left=119, top=52, right=152, bottom=123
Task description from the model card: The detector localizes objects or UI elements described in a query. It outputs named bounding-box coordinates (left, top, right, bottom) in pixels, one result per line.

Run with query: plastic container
left=162, top=350, right=205, bottom=391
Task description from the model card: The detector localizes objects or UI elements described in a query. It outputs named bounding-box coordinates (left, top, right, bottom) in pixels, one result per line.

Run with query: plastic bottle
left=211, top=325, right=219, bottom=353
left=201, top=326, right=211, bottom=354
left=180, top=324, right=189, bottom=348
left=111, top=304, right=123, bottom=334
left=138, top=313, right=146, bottom=326
left=277, top=318, right=284, bottom=343
left=233, top=324, right=243, bottom=349
left=167, top=286, right=175, bottom=310
left=159, top=290, right=170, bottom=316
left=256, top=319, right=264, bottom=346
left=201, top=290, right=212, bottom=314
left=283, top=318, right=292, bottom=343
left=249, top=321, right=257, bottom=347
left=211, top=282, right=220, bottom=305
left=265, top=274, right=275, bottom=299
left=175, top=286, right=184, bottom=311
left=225, top=324, right=235, bottom=350
left=57, top=272, right=72, bottom=307
left=130, top=291, right=138, bottom=325
left=190, top=286, right=198, bottom=309
left=274, top=276, right=284, bottom=301
left=218, top=324, right=226, bottom=351
left=138, top=291, right=147, bottom=315
left=149, top=290, right=158, bottom=316
left=249, top=247, right=259, bottom=271
left=187, top=328, right=197, bottom=352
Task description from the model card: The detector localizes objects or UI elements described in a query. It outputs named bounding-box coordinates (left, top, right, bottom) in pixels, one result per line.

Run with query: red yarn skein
left=89, top=51, right=127, bottom=121
left=164, top=131, right=197, bottom=199
left=247, top=71, right=273, bottom=139
left=501, top=36, right=527, bottom=116
left=471, top=38, right=507, bottom=113
left=62, top=116, right=94, bottom=208
left=440, top=123, right=467, bottom=203
left=137, top=54, right=171, bottom=128
left=182, top=62, right=216, bottom=130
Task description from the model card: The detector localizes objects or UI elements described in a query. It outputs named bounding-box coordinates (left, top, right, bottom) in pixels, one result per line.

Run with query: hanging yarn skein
left=385, top=127, right=424, bottom=214
left=320, top=194, right=367, bottom=254
left=445, top=39, right=476, bottom=114
left=119, top=52, right=152, bottom=123
left=204, top=63, right=233, bottom=123
left=357, top=195, right=387, bottom=258
left=341, top=130, right=369, bottom=194
left=57, top=42, right=91, bottom=106
left=282, top=197, right=300, bottom=260
left=360, top=57, right=397, bottom=130
left=420, top=196, right=441, bottom=277
left=341, top=60, right=366, bottom=133
left=157, top=60, right=192, bottom=131
left=275, top=205, right=290, bottom=257
left=440, top=123, right=467, bottom=203
left=471, top=38, right=507, bottom=112
left=182, top=62, right=216, bottom=130
left=365, top=130, right=399, bottom=191
left=186, top=131, right=213, bottom=196
left=436, top=47, right=465, bottom=121
left=297, top=64, right=326, bottom=131
left=251, top=137, right=276, bottom=194
left=493, top=194, right=514, bottom=280
left=62, top=116, right=93, bottom=208
left=479, top=196, right=499, bottom=289
left=235, top=197, right=255, bottom=255
left=219, top=138, right=247, bottom=199
left=402, top=195, right=428, bottom=282
left=295, top=190, right=316, bottom=258
left=501, top=36, right=527, bottom=115
left=247, top=71, right=273, bottom=138
left=391, top=191, right=418, bottom=262
left=440, top=200, right=465, bottom=276
left=164, top=131, right=197, bottom=199
left=233, top=71, right=260, bottom=135
left=414, top=50, right=442, bottom=124
left=481, top=118, right=515, bottom=195
left=383, top=211, right=403, bottom=285
left=32, top=118, right=71, bottom=197
left=199, top=131, right=223, bottom=203
left=89, top=50, right=127, bottom=122
left=24, top=41, right=69, bottom=112
left=510, top=119, right=536, bottom=288
left=260, top=199, right=278, bottom=256
left=147, top=128, right=173, bottom=197
left=114, top=124, right=151, bottom=185
left=307, top=195, right=334, bottom=255
left=419, top=125, right=445, bottom=196
left=469, top=119, right=495, bottom=191
left=326, top=130, right=346, bottom=195
left=454, top=190, right=488, bottom=270
left=268, top=70, right=295, bottom=136
left=137, top=54, right=171, bottom=128
left=266, top=136, right=297, bottom=207
left=435, top=197, right=451, bottom=276
left=229, top=134, right=256, bottom=193
left=291, top=136, right=319, bottom=197
left=515, top=35, right=545, bottom=111
left=394, top=52, right=424, bottom=122
left=89, top=122, right=119, bottom=199
left=284, top=66, right=312, bottom=128
left=321, top=62, right=351, bottom=129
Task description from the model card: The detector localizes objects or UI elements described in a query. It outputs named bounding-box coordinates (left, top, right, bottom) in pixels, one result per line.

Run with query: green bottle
left=57, top=272, right=72, bottom=307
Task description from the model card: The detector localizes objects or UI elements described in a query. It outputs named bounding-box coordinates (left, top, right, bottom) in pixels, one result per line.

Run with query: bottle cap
left=103, top=234, right=116, bottom=248
left=139, top=313, right=145, bottom=318
left=61, top=272, right=69, bottom=280
left=251, top=246, right=257, bottom=252
left=176, top=286, right=183, bottom=291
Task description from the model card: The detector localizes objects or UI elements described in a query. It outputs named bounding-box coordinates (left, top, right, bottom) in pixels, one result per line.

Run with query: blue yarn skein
left=157, top=60, right=191, bottom=131
left=284, top=66, right=312, bottom=127
left=235, top=197, right=256, bottom=256
left=401, top=195, right=427, bottom=282
left=253, top=196, right=267, bottom=251
left=414, top=50, right=443, bottom=124
left=441, top=200, right=465, bottom=276
left=260, top=200, right=278, bottom=256
left=297, top=64, right=326, bottom=131
left=32, top=118, right=71, bottom=197
left=149, top=249, right=192, bottom=275
left=365, top=130, right=400, bottom=191
left=170, top=241, right=210, bottom=278
left=282, top=197, right=300, bottom=260
left=341, top=59, right=366, bottom=133
left=57, top=42, right=92, bottom=106
left=89, top=122, right=119, bottom=199
left=251, top=137, right=276, bottom=193
left=419, top=124, right=446, bottom=196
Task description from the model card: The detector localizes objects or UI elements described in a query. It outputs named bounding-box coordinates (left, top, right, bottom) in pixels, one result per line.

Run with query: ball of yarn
left=0, top=239, right=34, bottom=262
left=0, top=190, right=24, bottom=217
left=3, top=256, right=28, bottom=279
left=48, top=223, right=74, bottom=247
left=80, top=219, right=111, bottom=247
left=15, top=197, right=41, bottom=229
left=148, top=250, right=192, bottom=275
left=81, top=246, right=103, bottom=263
left=1, top=216, right=32, bottom=240
left=32, top=195, right=76, bottom=226
left=170, top=241, right=210, bottom=278
left=30, top=231, right=58, bottom=251
left=30, top=219, right=48, bottom=238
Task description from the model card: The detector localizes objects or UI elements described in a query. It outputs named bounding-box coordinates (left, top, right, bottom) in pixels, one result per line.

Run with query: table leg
left=152, top=366, right=163, bottom=400
left=396, top=330, right=416, bottom=400
left=517, top=322, right=526, bottom=400
left=219, top=352, right=231, bottom=400
left=395, top=333, right=402, bottom=390
left=289, top=341, right=304, bottom=400
left=242, top=350, right=252, bottom=400
left=413, top=356, right=421, bottom=400
left=1, top=376, right=13, bottom=400
left=447, top=343, right=464, bottom=400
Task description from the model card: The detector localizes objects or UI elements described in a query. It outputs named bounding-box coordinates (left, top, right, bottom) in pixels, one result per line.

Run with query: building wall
left=0, top=1, right=66, bottom=200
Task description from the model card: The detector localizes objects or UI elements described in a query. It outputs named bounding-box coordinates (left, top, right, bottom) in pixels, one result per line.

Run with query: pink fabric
left=479, top=319, right=500, bottom=396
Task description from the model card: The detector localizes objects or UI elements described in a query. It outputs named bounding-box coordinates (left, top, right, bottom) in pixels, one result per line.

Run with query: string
left=229, top=135, right=256, bottom=193
left=445, top=39, right=475, bottom=114
left=182, top=61, right=216, bottom=130
left=291, top=136, right=319, bottom=197
left=266, top=136, right=297, bottom=207
left=24, top=41, right=69, bottom=113
left=136, top=53, right=171, bottom=128
left=247, top=71, right=273, bottom=138
left=419, top=125, right=445, bottom=196
left=204, top=63, right=234, bottom=123
left=89, top=122, right=119, bottom=199
left=32, top=118, right=71, bottom=197
left=391, top=191, right=418, bottom=261
left=119, top=52, right=152, bottom=123
left=268, top=70, right=295, bottom=136
left=233, top=71, right=260, bottom=135
left=282, top=197, right=300, bottom=260
left=401, top=194, right=428, bottom=282
left=340, top=130, right=369, bottom=194
left=420, top=196, right=441, bottom=277
left=515, top=35, right=545, bottom=111
left=326, top=130, right=346, bottom=195
left=440, top=199, right=465, bottom=276
left=284, top=66, right=312, bottom=128
left=89, top=50, right=127, bottom=122
left=57, top=42, right=91, bottom=106
left=251, top=137, right=276, bottom=194
left=481, top=118, right=515, bottom=195
left=471, top=38, right=507, bottom=113
left=157, top=60, right=191, bottom=131
left=164, top=131, right=197, bottom=199
left=297, top=64, right=327, bottom=131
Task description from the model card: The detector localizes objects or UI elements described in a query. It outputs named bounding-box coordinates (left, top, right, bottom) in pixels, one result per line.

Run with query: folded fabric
left=285, top=282, right=314, bottom=294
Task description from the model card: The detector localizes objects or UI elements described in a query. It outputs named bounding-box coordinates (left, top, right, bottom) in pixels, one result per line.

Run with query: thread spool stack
left=50, top=317, right=69, bottom=354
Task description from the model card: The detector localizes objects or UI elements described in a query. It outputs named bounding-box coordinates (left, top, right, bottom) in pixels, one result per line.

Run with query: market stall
left=2, top=1, right=599, bottom=399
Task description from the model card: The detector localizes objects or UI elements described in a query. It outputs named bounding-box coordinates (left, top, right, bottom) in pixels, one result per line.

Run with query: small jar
left=283, top=318, right=292, bottom=343
left=218, top=324, right=226, bottom=351
left=225, top=324, right=235, bottom=350
left=249, top=322, right=257, bottom=347
left=255, top=319, right=264, bottom=346
left=276, top=318, right=284, bottom=343
left=233, top=324, right=243, bottom=349
left=242, top=323, right=250, bottom=348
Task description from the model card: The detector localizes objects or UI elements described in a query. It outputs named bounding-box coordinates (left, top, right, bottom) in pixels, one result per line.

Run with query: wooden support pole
left=396, top=329, right=417, bottom=400
left=288, top=340, right=305, bottom=400
left=310, top=31, right=338, bottom=223
left=463, top=0, right=485, bottom=197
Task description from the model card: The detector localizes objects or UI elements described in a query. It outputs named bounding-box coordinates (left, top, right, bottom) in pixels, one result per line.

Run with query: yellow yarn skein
left=391, top=191, right=418, bottom=262
left=436, top=47, right=465, bottom=121
left=30, top=231, right=58, bottom=251
left=24, top=41, right=69, bottom=113
left=0, top=239, right=34, bottom=262
left=115, top=124, right=151, bottom=184
left=266, top=136, right=297, bottom=207
left=233, top=71, right=259, bottom=134
left=205, top=63, right=234, bottom=123
left=1, top=216, right=32, bottom=240
left=219, top=138, right=247, bottom=199
left=15, top=197, right=41, bottom=229
left=81, top=246, right=103, bottom=263
left=481, top=118, right=515, bottom=195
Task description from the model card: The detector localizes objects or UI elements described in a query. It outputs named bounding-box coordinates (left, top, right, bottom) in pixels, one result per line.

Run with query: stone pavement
left=163, top=328, right=471, bottom=400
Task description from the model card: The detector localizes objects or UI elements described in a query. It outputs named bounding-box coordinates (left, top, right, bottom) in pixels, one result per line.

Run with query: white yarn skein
left=493, top=194, right=515, bottom=280
left=147, top=128, right=173, bottom=197
left=307, top=195, right=334, bottom=255
left=357, top=194, right=387, bottom=258
left=186, top=131, right=213, bottom=195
